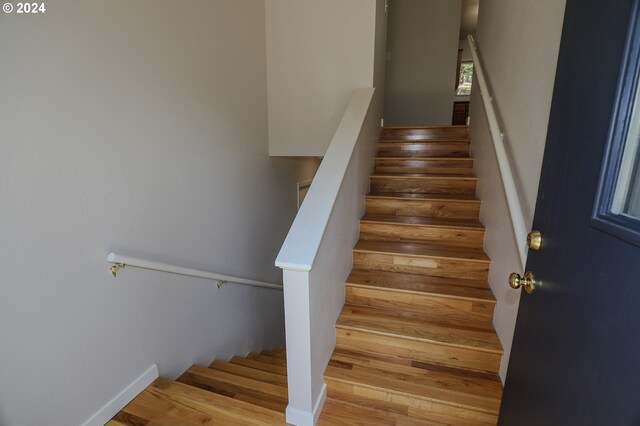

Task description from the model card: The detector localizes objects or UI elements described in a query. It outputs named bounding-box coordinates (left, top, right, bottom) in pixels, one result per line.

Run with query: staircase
left=110, top=125, right=503, bottom=425
left=325, top=125, right=503, bottom=425
left=108, top=349, right=288, bottom=425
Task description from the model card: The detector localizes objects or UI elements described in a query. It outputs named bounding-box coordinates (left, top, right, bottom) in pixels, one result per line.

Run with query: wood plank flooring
left=111, top=125, right=502, bottom=425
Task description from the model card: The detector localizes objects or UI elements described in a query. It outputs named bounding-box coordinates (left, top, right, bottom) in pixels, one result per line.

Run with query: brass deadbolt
left=527, top=230, right=542, bottom=250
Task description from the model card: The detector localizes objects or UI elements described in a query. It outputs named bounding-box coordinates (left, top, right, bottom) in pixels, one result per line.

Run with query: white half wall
left=0, top=1, right=316, bottom=425
left=277, top=88, right=380, bottom=425
left=265, top=0, right=378, bottom=156
left=469, top=0, right=567, bottom=380
left=384, top=0, right=462, bottom=126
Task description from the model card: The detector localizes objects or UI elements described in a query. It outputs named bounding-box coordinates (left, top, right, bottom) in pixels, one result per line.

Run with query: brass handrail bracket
left=110, top=263, right=125, bottom=277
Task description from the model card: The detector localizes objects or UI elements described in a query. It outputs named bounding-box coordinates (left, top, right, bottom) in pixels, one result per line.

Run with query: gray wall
left=384, top=0, right=462, bottom=126
left=265, top=0, right=379, bottom=156
left=470, top=0, right=567, bottom=380
left=0, top=1, right=318, bottom=424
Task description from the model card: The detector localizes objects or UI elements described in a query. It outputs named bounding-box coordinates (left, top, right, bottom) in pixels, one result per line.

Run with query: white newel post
left=281, top=269, right=327, bottom=426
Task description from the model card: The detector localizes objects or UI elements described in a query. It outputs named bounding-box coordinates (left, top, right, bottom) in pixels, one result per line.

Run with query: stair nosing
left=359, top=215, right=484, bottom=230
left=371, top=174, right=477, bottom=180
left=366, top=193, right=480, bottom=203
left=336, top=322, right=503, bottom=355
left=353, top=243, right=491, bottom=264
left=345, top=280, right=496, bottom=304
left=375, top=156, right=474, bottom=161
left=324, top=373, right=499, bottom=416
left=378, top=140, right=471, bottom=145
left=382, top=125, right=469, bottom=129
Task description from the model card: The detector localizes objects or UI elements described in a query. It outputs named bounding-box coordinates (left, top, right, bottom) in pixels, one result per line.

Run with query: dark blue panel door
left=499, top=1, right=640, bottom=425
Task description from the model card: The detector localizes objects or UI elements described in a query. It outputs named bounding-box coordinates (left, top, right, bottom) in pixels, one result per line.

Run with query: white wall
left=384, top=0, right=462, bottom=126
left=0, top=2, right=317, bottom=425
left=469, top=0, right=567, bottom=380
left=265, top=0, right=378, bottom=156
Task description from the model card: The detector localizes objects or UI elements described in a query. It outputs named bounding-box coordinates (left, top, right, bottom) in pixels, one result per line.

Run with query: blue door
left=499, top=0, right=640, bottom=424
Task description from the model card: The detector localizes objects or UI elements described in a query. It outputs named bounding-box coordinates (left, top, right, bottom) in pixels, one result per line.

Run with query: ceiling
left=460, top=0, right=479, bottom=39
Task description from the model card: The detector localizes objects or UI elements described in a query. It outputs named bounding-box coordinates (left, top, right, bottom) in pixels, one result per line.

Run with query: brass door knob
left=527, top=230, right=542, bottom=250
left=509, top=271, right=535, bottom=294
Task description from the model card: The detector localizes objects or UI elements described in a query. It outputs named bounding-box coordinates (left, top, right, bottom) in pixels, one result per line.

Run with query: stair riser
left=325, top=378, right=498, bottom=426
left=246, top=354, right=287, bottom=367
left=378, top=143, right=470, bottom=158
left=370, top=177, right=477, bottom=195
left=177, top=373, right=288, bottom=413
left=229, top=357, right=288, bottom=377
left=345, top=286, right=495, bottom=320
left=381, top=127, right=469, bottom=141
left=365, top=197, right=480, bottom=220
left=374, top=159, right=474, bottom=175
left=123, top=389, right=253, bottom=426
left=336, top=328, right=501, bottom=374
left=353, top=251, right=489, bottom=281
left=359, top=222, right=485, bottom=249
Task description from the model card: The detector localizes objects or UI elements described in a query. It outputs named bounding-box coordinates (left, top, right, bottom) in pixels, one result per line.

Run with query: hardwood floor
left=110, top=125, right=502, bottom=425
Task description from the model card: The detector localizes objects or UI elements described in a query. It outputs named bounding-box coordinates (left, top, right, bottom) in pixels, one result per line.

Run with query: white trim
left=81, top=364, right=158, bottom=426
left=468, top=35, right=529, bottom=269
left=107, top=253, right=282, bottom=290
left=285, top=383, right=327, bottom=426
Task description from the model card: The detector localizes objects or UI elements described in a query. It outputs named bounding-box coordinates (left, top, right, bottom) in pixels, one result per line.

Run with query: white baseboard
left=285, top=383, right=327, bottom=426
left=81, top=364, right=159, bottom=426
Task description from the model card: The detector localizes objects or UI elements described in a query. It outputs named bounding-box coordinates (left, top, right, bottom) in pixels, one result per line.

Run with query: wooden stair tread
left=179, top=364, right=287, bottom=393
left=378, top=141, right=471, bottom=147
left=380, top=141, right=471, bottom=146
left=117, top=377, right=285, bottom=426
left=347, top=269, right=495, bottom=302
left=374, top=158, right=475, bottom=175
left=361, top=213, right=483, bottom=229
left=177, top=364, right=288, bottom=412
left=325, top=350, right=502, bottom=414
left=382, top=125, right=469, bottom=129
left=367, top=192, right=479, bottom=202
left=229, top=356, right=288, bottom=376
left=318, top=398, right=400, bottom=425
left=354, top=240, right=490, bottom=263
left=246, top=353, right=287, bottom=367
left=372, top=173, right=477, bottom=179
left=317, top=398, right=451, bottom=426
left=370, top=175, right=477, bottom=196
left=208, top=359, right=287, bottom=386
left=380, top=126, right=470, bottom=142
left=376, top=156, right=474, bottom=161
left=260, top=348, right=286, bottom=358
left=337, top=304, right=502, bottom=353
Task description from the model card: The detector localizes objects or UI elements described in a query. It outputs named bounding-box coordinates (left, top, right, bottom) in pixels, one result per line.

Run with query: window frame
left=592, top=0, right=640, bottom=246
